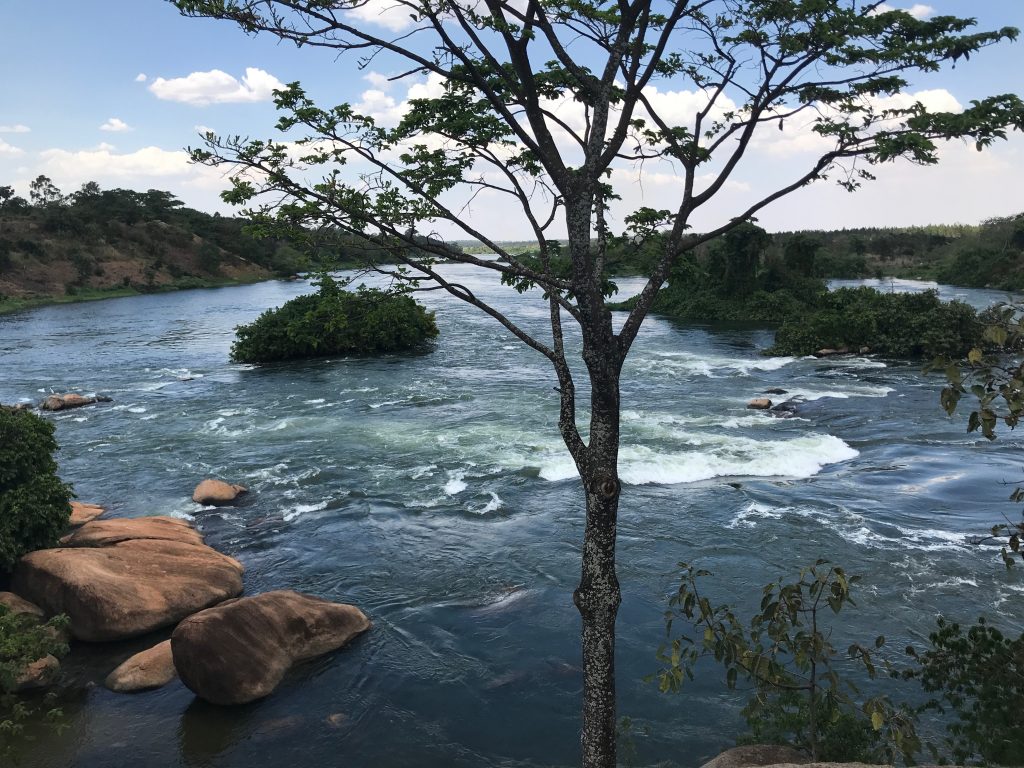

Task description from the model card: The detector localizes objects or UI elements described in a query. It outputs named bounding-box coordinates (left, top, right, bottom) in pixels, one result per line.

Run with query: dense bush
left=769, top=287, right=980, bottom=358
left=0, top=409, right=72, bottom=572
left=906, top=617, right=1024, bottom=765
left=1, top=607, right=69, bottom=758
left=230, top=276, right=439, bottom=363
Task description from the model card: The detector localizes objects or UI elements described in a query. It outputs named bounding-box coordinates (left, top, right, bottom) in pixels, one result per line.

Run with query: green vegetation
left=769, top=287, right=981, bottom=358
left=0, top=408, right=72, bottom=572
left=657, top=561, right=917, bottom=763
left=905, top=617, right=1024, bottom=765
left=1, top=608, right=69, bottom=760
left=610, top=223, right=984, bottom=359
left=0, top=178, right=430, bottom=314
left=230, top=275, right=438, bottom=364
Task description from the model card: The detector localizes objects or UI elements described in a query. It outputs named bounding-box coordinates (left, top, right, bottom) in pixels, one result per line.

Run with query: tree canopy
left=170, top=2, right=1024, bottom=765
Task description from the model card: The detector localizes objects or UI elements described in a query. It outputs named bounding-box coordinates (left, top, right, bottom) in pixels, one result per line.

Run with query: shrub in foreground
left=230, top=276, right=439, bottom=363
left=0, top=408, right=72, bottom=572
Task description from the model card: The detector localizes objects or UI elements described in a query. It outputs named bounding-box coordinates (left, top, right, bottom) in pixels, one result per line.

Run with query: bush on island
left=230, top=275, right=439, bottom=364
left=768, top=287, right=981, bottom=358
left=0, top=408, right=73, bottom=572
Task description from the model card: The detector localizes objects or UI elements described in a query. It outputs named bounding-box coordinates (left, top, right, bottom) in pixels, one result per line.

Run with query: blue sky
left=1, top=1, right=1022, bottom=238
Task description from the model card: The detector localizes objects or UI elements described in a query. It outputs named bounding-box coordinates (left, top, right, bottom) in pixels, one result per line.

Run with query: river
left=2, top=268, right=1022, bottom=767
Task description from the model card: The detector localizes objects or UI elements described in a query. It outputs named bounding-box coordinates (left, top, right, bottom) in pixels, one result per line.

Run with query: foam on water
left=781, top=384, right=894, bottom=401
left=474, top=492, right=503, bottom=515
left=634, top=351, right=795, bottom=378
left=536, top=432, right=859, bottom=484
left=284, top=500, right=329, bottom=522
left=444, top=470, right=468, bottom=495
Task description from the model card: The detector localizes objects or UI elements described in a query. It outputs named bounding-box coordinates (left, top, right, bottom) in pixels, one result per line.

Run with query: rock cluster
left=6, top=492, right=369, bottom=706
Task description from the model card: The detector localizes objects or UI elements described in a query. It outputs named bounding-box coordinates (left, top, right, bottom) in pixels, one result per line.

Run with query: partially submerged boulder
left=747, top=398, right=773, bottom=410
left=12, top=517, right=243, bottom=642
left=14, top=654, right=60, bottom=692
left=105, top=639, right=177, bottom=693
left=39, top=393, right=112, bottom=411
left=192, top=479, right=247, bottom=506
left=69, top=501, right=105, bottom=526
left=0, top=591, right=45, bottom=621
left=172, top=590, right=371, bottom=705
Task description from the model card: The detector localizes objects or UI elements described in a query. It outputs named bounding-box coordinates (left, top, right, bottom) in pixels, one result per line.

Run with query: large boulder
left=105, top=640, right=177, bottom=693
left=747, top=398, right=773, bottom=410
left=39, top=393, right=112, bottom=411
left=69, top=501, right=105, bottom=526
left=12, top=517, right=243, bottom=642
left=700, top=745, right=810, bottom=768
left=172, top=590, right=371, bottom=705
left=192, top=479, right=247, bottom=506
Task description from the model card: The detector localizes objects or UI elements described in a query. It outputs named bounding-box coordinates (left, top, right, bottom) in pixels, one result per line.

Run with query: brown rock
left=814, top=348, right=839, bottom=357
left=69, top=501, right=105, bottom=526
left=747, top=398, right=773, bottom=410
left=13, top=519, right=243, bottom=642
left=105, top=640, right=177, bottom=693
left=192, top=479, right=247, bottom=506
left=0, top=591, right=45, bottom=621
left=14, top=654, right=60, bottom=692
left=172, top=590, right=371, bottom=705
left=700, top=745, right=810, bottom=768
left=39, top=393, right=109, bottom=411
left=59, top=517, right=203, bottom=548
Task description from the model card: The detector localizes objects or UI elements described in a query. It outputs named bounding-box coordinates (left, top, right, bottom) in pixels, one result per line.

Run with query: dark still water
left=2, top=269, right=1022, bottom=767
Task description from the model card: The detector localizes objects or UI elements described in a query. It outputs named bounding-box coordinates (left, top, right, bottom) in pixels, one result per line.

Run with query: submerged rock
left=764, top=388, right=788, bottom=395
left=14, top=654, right=60, bottom=692
left=172, top=590, right=371, bottom=705
left=192, top=479, right=247, bottom=506
left=13, top=517, right=243, bottom=642
left=39, top=393, right=112, bottom=411
left=105, top=640, right=177, bottom=693
left=747, top=398, right=773, bottom=410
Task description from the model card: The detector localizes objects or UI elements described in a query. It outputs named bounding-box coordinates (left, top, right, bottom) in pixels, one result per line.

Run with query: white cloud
left=348, top=0, right=416, bottom=32
left=35, top=144, right=229, bottom=196
left=0, top=138, right=24, bottom=157
left=363, top=71, right=393, bottom=90
left=135, top=73, right=147, bottom=83
left=0, top=124, right=30, bottom=134
left=100, top=117, right=132, bottom=132
left=870, top=4, right=934, bottom=19
left=194, top=124, right=215, bottom=135
left=148, top=67, right=284, bottom=106
left=354, top=72, right=447, bottom=127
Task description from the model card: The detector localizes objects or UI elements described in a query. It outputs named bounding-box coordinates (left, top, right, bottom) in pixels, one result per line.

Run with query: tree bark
left=574, top=345, right=622, bottom=768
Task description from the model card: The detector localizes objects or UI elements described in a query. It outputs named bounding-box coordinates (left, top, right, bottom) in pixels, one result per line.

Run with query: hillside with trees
left=0, top=177, right=431, bottom=312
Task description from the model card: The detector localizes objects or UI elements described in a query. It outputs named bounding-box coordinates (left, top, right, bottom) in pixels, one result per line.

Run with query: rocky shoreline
left=3, top=482, right=370, bottom=705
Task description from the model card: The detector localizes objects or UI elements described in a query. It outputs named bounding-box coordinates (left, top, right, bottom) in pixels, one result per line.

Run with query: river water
left=2, top=269, right=1022, bottom=767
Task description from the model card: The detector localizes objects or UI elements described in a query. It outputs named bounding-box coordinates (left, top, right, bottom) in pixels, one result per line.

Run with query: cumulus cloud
left=363, top=71, right=393, bottom=90
left=194, top=124, right=215, bottom=135
left=348, top=0, right=416, bottom=32
left=0, top=124, right=30, bottom=133
left=870, top=3, right=934, bottom=19
left=135, top=73, right=147, bottom=82
left=100, top=117, right=132, bottom=132
left=0, top=138, right=24, bottom=157
left=148, top=67, right=284, bottom=106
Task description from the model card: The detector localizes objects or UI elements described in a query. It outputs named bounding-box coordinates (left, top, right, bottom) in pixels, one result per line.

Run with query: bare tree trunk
left=574, top=351, right=622, bottom=768
left=575, top=477, right=621, bottom=768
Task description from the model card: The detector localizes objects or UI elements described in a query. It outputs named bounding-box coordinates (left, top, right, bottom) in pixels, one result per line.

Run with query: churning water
left=2, top=267, right=1022, bottom=767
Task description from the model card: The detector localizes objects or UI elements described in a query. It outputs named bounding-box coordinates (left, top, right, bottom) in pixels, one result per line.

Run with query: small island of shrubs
left=230, top=275, right=439, bottom=364
left=611, top=223, right=986, bottom=359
